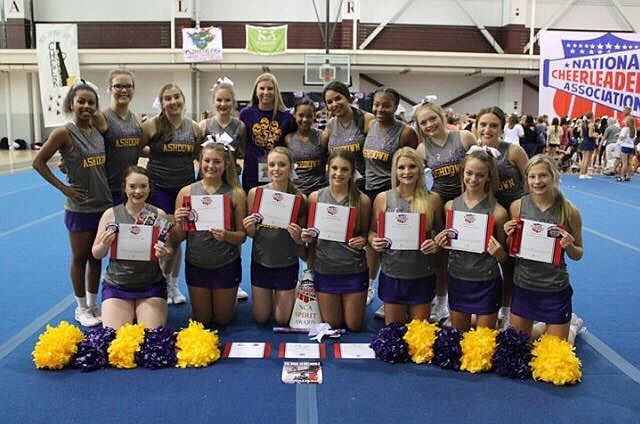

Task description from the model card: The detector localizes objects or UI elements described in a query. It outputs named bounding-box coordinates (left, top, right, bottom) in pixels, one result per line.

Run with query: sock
left=369, top=279, right=376, bottom=289
left=435, top=295, right=447, bottom=307
left=86, top=292, right=98, bottom=308
left=499, top=306, right=511, bottom=316
left=75, top=295, right=87, bottom=309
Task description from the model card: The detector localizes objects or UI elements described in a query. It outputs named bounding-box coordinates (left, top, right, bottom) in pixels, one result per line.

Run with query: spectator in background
left=503, top=114, right=524, bottom=145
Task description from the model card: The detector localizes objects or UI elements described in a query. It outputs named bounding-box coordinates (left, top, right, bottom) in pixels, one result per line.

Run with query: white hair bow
left=211, top=77, right=234, bottom=91
left=467, top=144, right=501, bottom=158
left=151, top=97, right=161, bottom=111
left=419, top=95, right=438, bottom=105
left=200, top=134, right=235, bottom=152
left=72, top=78, right=99, bottom=94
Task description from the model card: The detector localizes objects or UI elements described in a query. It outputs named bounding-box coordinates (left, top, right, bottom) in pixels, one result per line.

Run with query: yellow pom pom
left=460, top=327, right=498, bottom=373
left=32, top=321, right=84, bottom=370
left=107, top=323, right=145, bottom=369
left=175, top=320, right=221, bottom=368
left=402, top=319, right=439, bottom=364
left=530, top=334, right=582, bottom=385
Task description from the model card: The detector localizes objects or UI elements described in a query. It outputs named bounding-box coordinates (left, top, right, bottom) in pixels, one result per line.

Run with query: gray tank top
left=251, top=184, right=299, bottom=268
left=313, top=187, right=367, bottom=275
left=380, top=190, right=435, bottom=279
left=103, top=109, right=142, bottom=193
left=328, top=116, right=366, bottom=180
left=495, top=141, right=524, bottom=210
left=363, top=120, right=405, bottom=191
left=204, top=117, right=244, bottom=156
left=104, top=204, right=164, bottom=289
left=514, top=195, right=569, bottom=293
left=147, top=118, right=197, bottom=188
left=448, top=195, right=500, bottom=281
left=186, top=181, right=240, bottom=269
left=424, top=131, right=465, bottom=203
left=289, top=128, right=327, bottom=195
left=60, top=122, right=112, bottom=213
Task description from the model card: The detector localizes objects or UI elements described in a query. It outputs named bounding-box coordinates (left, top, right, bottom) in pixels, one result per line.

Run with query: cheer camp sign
left=540, top=31, right=640, bottom=120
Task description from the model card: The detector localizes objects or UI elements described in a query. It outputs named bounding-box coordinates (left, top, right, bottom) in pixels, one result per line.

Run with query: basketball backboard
left=304, top=54, right=351, bottom=86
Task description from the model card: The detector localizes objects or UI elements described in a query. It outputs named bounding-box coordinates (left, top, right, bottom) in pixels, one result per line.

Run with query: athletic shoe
left=430, top=302, right=449, bottom=322
left=75, top=306, right=101, bottom=327
left=366, top=285, right=376, bottom=306
left=579, top=175, right=587, bottom=179
left=167, top=279, right=186, bottom=305
left=497, top=306, right=510, bottom=330
left=89, top=304, right=102, bottom=319
left=570, top=313, right=586, bottom=335
left=374, top=304, right=385, bottom=319
left=236, top=287, right=249, bottom=301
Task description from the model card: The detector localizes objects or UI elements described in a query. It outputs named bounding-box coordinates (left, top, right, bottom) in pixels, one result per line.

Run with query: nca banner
left=36, top=24, right=81, bottom=127
left=540, top=30, right=640, bottom=120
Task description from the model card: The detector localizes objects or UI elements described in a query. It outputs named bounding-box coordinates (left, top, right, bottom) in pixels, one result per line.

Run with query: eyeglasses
left=111, top=84, right=134, bottom=90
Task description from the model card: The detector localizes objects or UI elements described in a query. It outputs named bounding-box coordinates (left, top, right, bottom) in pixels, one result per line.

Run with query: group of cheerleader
left=32, top=70, right=584, bottom=344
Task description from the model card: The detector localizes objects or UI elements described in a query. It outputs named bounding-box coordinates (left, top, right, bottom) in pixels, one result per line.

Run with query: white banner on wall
left=5, top=0, right=25, bottom=18
left=36, top=24, right=81, bottom=128
left=342, top=0, right=359, bottom=20
left=539, top=30, right=640, bottom=120
left=182, top=27, right=223, bottom=62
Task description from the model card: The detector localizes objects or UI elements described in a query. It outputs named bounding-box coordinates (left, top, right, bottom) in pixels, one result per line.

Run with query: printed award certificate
left=223, top=342, right=271, bottom=359
left=307, top=202, right=356, bottom=242
left=278, top=343, right=326, bottom=359
left=509, top=219, right=563, bottom=265
left=187, top=194, right=232, bottom=231
left=251, top=187, right=302, bottom=229
left=111, top=224, right=159, bottom=261
left=333, top=343, right=376, bottom=359
left=377, top=211, right=427, bottom=250
left=445, top=210, right=494, bottom=254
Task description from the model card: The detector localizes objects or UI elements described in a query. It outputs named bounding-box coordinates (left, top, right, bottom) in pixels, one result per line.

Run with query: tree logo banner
left=540, top=31, right=640, bottom=120
left=182, top=27, right=223, bottom=62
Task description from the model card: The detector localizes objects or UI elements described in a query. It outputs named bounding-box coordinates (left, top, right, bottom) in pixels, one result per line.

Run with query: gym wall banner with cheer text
left=539, top=30, right=640, bottom=120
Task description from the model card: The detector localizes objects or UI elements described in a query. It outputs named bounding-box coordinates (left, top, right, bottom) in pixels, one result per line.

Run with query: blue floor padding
left=1, top=171, right=639, bottom=422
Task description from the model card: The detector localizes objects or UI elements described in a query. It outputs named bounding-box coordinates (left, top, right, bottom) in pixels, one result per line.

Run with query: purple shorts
left=150, top=185, right=182, bottom=214
left=111, top=191, right=124, bottom=206
left=364, top=184, right=391, bottom=204
left=186, top=257, right=242, bottom=289
left=621, top=146, right=634, bottom=155
left=251, top=260, right=299, bottom=291
left=378, top=272, right=436, bottom=305
left=582, top=138, right=596, bottom=151
left=102, top=279, right=167, bottom=301
left=511, top=284, right=573, bottom=325
left=314, top=270, right=368, bottom=295
left=64, top=210, right=103, bottom=233
left=448, top=274, right=502, bottom=315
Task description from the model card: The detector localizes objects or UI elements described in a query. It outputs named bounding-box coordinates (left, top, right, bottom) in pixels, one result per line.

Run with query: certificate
left=278, top=343, right=327, bottom=359
left=333, top=343, right=376, bottom=359
left=186, top=194, right=232, bottom=231
left=509, top=218, right=563, bottom=265
left=251, top=187, right=302, bottom=229
left=223, top=342, right=271, bottom=359
left=307, top=202, right=356, bottom=242
left=445, top=209, right=494, bottom=254
left=111, top=223, right=159, bottom=261
left=377, top=211, right=427, bottom=250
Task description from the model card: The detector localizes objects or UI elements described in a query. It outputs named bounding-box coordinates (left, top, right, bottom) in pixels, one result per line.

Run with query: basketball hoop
left=319, top=63, right=336, bottom=83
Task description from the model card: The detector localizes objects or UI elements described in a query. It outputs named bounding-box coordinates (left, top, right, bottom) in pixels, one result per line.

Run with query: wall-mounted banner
left=36, top=24, right=81, bottom=128
left=540, top=30, right=640, bottom=120
left=245, top=25, right=287, bottom=55
left=182, top=27, right=223, bottom=62
left=5, top=0, right=25, bottom=19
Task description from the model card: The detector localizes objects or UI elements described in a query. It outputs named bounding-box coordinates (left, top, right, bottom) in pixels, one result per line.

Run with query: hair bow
left=419, top=95, right=438, bottom=105
left=211, top=77, right=234, bottom=91
left=151, top=97, right=161, bottom=111
left=200, top=134, right=235, bottom=152
left=72, top=78, right=99, bottom=95
left=467, top=144, right=501, bottom=158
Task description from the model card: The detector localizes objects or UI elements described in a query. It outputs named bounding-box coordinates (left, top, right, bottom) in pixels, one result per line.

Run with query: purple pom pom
left=493, top=328, right=532, bottom=380
left=370, top=323, right=409, bottom=363
left=434, top=327, right=463, bottom=370
left=136, top=326, right=177, bottom=369
left=73, top=327, right=116, bottom=372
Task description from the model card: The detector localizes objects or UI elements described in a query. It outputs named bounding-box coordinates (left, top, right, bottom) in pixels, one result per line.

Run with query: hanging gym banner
left=540, top=30, right=640, bottom=120
left=245, top=25, right=287, bottom=55
left=36, top=24, right=81, bottom=128
left=182, top=27, right=223, bottom=62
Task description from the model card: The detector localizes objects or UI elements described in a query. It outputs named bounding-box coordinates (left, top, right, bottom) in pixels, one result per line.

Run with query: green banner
left=245, top=25, right=287, bottom=55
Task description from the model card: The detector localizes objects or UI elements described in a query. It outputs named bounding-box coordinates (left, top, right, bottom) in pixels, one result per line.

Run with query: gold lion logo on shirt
left=252, top=117, right=282, bottom=149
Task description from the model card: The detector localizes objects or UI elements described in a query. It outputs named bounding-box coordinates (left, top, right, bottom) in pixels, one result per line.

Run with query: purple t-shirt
left=239, top=106, right=296, bottom=192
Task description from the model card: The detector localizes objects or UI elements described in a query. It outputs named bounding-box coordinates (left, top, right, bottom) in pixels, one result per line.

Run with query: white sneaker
left=75, top=306, right=101, bottom=327
left=430, top=302, right=449, bottom=322
left=89, top=304, right=102, bottom=320
left=236, top=286, right=249, bottom=301
left=366, top=285, right=376, bottom=306
left=579, top=174, right=587, bottom=179
left=374, top=304, right=385, bottom=319
left=570, top=313, right=586, bottom=335
left=167, top=279, right=186, bottom=305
